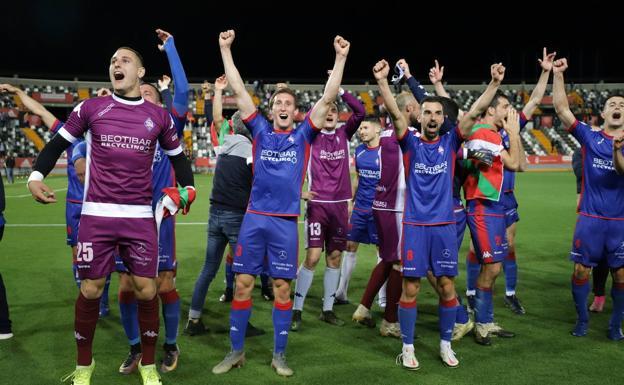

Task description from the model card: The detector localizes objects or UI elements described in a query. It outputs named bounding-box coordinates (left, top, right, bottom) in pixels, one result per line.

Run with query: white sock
left=323, top=267, right=341, bottom=311
left=336, top=251, right=356, bottom=300
left=293, top=265, right=314, bottom=311
left=402, top=343, right=414, bottom=350
left=376, top=254, right=387, bottom=308
left=440, top=340, right=451, bottom=350
left=505, top=290, right=516, bottom=296
left=465, top=290, right=476, bottom=297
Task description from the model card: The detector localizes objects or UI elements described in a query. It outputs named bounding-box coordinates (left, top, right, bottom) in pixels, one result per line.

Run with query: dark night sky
left=2, top=1, right=621, bottom=84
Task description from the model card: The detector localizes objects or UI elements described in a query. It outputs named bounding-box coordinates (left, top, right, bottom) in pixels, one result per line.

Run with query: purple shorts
left=234, top=212, right=298, bottom=280
left=570, top=214, right=624, bottom=269
left=401, top=223, right=458, bottom=278
left=373, top=209, right=402, bottom=262
left=115, top=215, right=175, bottom=273
left=466, top=213, right=508, bottom=264
left=77, top=215, right=158, bottom=279
left=305, top=201, right=348, bottom=252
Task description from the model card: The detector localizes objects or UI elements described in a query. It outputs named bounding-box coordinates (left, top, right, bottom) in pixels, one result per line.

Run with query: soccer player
left=291, top=77, right=365, bottom=330
left=463, top=70, right=522, bottom=346
left=28, top=45, right=195, bottom=385
left=375, top=59, right=505, bottom=369
left=212, top=30, right=349, bottom=377
left=553, top=57, right=624, bottom=340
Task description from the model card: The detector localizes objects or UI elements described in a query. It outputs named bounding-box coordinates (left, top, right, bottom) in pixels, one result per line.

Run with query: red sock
left=360, top=262, right=392, bottom=309
left=383, top=268, right=402, bottom=323
left=75, top=292, right=100, bottom=366
left=137, top=296, right=159, bottom=365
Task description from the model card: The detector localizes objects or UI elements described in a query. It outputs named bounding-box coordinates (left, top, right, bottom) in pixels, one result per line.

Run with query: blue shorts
left=467, top=213, right=508, bottom=264
left=114, top=216, right=176, bottom=273
left=501, top=191, right=520, bottom=227
left=347, top=208, right=378, bottom=245
left=234, top=212, right=298, bottom=279
left=454, top=204, right=467, bottom=249
left=66, top=201, right=82, bottom=246
left=401, top=224, right=458, bottom=278
left=570, top=215, right=624, bottom=269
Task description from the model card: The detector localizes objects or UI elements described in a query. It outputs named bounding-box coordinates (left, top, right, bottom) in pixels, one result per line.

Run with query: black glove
left=467, top=149, right=494, bottom=167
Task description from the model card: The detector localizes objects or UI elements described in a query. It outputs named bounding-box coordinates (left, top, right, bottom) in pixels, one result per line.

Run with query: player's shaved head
left=115, top=46, right=144, bottom=67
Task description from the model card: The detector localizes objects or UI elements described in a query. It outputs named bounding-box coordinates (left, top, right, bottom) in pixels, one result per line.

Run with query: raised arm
left=552, top=58, right=576, bottom=128
left=340, top=89, right=366, bottom=139
left=429, top=60, right=451, bottom=98
left=614, top=135, right=624, bottom=175
left=219, top=30, right=256, bottom=119
left=158, top=75, right=174, bottom=111
left=523, top=47, right=556, bottom=119
left=212, top=75, right=227, bottom=130
left=0, top=84, right=57, bottom=129
left=374, top=60, right=408, bottom=138
left=309, top=36, right=350, bottom=128
left=202, top=81, right=214, bottom=125
left=397, top=58, right=428, bottom=103
left=157, top=29, right=189, bottom=115
left=458, top=63, right=505, bottom=137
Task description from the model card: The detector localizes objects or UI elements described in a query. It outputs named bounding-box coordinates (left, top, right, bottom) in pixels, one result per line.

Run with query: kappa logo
left=287, top=136, right=295, bottom=143
left=278, top=250, right=288, bottom=260
left=482, top=251, right=493, bottom=259
left=279, top=330, right=289, bottom=336
left=143, top=330, right=158, bottom=338
left=74, top=331, right=87, bottom=341
left=438, top=146, right=444, bottom=154
left=144, top=117, right=155, bottom=131
left=137, top=243, right=146, bottom=253
left=230, top=326, right=239, bottom=332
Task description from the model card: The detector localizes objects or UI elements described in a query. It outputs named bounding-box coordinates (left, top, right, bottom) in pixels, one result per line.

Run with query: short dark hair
left=140, top=81, right=162, bottom=103
left=116, top=46, right=144, bottom=67
left=481, top=90, right=509, bottom=117
left=269, top=87, right=298, bottom=109
left=440, top=97, right=459, bottom=123
left=420, top=96, right=447, bottom=115
left=604, top=94, right=624, bottom=109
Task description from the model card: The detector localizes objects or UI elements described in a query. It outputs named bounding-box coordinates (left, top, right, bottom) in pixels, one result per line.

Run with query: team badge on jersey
left=144, top=117, right=154, bottom=131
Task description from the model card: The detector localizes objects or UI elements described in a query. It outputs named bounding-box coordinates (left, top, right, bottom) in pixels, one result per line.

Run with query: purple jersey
left=51, top=119, right=84, bottom=203
left=372, top=127, right=406, bottom=212
left=501, top=111, right=528, bottom=192
left=308, top=92, right=364, bottom=202
left=569, top=120, right=624, bottom=220
left=57, top=94, right=182, bottom=218
left=399, top=126, right=463, bottom=225
left=353, top=143, right=381, bottom=211
left=243, top=111, right=320, bottom=216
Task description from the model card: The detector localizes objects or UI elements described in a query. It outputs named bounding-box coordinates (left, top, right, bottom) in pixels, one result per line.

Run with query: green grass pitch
left=0, top=171, right=621, bottom=384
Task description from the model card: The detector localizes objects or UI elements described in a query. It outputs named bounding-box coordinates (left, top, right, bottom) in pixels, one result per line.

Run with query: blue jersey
left=353, top=144, right=381, bottom=211
left=399, top=126, right=463, bottom=225
left=501, top=111, right=528, bottom=192
left=243, top=111, right=319, bottom=216
left=570, top=120, right=624, bottom=220
left=51, top=119, right=83, bottom=203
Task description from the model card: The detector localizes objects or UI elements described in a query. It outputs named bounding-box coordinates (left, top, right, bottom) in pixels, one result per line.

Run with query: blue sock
left=466, top=251, right=480, bottom=294
left=398, top=301, right=417, bottom=345
left=571, top=275, right=590, bottom=324
left=225, top=257, right=235, bottom=290
left=475, top=287, right=493, bottom=323
left=503, top=252, right=518, bottom=294
left=455, top=295, right=469, bottom=324
left=100, top=274, right=111, bottom=309
left=230, top=299, right=252, bottom=351
left=119, top=291, right=140, bottom=345
left=609, top=283, right=624, bottom=330
left=439, top=298, right=459, bottom=341
left=160, top=290, right=181, bottom=345
left=273, top=301, right=292, bottom=354
left=261, top=273, right=270, bottom=290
